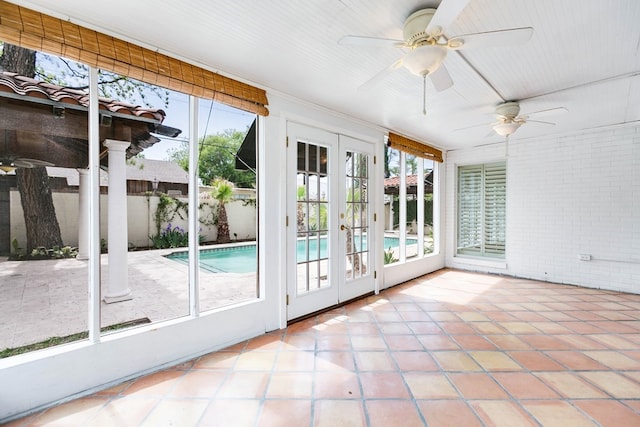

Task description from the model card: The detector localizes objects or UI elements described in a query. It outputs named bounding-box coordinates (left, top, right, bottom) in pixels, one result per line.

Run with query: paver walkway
left=0, top=248, right=256, bottom=349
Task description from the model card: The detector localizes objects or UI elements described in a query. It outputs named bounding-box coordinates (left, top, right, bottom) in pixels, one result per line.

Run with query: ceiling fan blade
left=526, top=119, right=556, bottom=126
left=524, top=107, right=568, bottom=118
left=450, top=27, right=533, bottom=50
left=357, top=58, right=404, bottom=91
left=425, top=0, right=471, bottom=35
left=338, top=35, right=405, bottom=48
left=454, top=121, right=494, bottom=132
left=429, top=63, right=453, bottom=92
left=13, top=158, right=54, bottom=168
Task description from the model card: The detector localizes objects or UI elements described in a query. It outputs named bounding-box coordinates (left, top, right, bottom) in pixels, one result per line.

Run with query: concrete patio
left=0, top=248, right=257, bottom=350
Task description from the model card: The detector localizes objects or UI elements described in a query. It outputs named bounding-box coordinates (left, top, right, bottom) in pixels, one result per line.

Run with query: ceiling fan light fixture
left=403, top=44, right=448, bottom=76
left=493, top=121, right=522, bottom=136
left=0, top=161, right=16, bottom=174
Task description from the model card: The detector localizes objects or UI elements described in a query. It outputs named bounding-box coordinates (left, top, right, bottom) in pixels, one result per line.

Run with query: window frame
left=384, top=148, right=437, bottom=266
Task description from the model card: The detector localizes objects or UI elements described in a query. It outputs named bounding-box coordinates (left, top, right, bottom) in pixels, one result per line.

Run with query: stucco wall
left=9, top=192, right=257, bottom=251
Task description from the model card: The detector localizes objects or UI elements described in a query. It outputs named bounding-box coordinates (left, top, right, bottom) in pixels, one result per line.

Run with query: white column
left=76, top=168, right=89, bottom=260
left=103, top=139, right=132, bottom=303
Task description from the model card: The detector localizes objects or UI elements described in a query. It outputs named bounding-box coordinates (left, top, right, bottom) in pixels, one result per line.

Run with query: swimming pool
left=166, top=236, right=416, bottom=273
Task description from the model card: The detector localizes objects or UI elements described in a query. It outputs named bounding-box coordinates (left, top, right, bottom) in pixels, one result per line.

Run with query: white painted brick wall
left=445, top=124, right=640, bottom=294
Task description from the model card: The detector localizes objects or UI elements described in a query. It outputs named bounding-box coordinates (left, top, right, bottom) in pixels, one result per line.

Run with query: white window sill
left=452, top=256, right=507, bottom=270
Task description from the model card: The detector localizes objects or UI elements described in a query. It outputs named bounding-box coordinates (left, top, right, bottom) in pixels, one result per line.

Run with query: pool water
left=167, top=236, right=415, bottom=273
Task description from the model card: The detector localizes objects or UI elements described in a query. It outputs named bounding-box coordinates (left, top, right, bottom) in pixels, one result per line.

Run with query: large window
left=383, top=147, right=435, bottom=265
left=0, top=41, right=259, bottom=356
left=457, top=162, right=506, bottom=258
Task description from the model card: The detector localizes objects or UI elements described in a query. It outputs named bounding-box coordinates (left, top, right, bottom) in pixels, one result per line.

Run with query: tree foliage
left=169, top=128, right=255, bottom=188
left=0, top=41, right=170, bottom=108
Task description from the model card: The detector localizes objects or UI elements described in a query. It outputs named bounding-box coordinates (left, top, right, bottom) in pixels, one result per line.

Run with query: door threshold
left=287, top=291, right=375, bottom=326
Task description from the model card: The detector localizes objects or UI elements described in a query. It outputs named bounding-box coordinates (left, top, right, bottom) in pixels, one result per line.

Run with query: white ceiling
left=15, top=0, right=640, bottom=151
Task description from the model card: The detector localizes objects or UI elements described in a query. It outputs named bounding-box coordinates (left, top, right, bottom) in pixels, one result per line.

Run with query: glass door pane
left=344, top=150, right=369, bottom=281
left=339, top=135, right=374, bottom=303
left=296, top=141, right=330, bottom=294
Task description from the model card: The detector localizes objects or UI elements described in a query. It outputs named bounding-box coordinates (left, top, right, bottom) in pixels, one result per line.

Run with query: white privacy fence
left=9, top=191, right=256, bottom=250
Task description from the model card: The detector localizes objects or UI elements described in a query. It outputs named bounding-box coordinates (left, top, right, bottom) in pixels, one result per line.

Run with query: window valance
left=387, top=132, right=443, bottom=162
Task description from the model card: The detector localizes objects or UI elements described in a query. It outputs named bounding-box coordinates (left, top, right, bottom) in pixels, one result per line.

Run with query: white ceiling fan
left=465, top=101, right=568, bottom=137
left=339, top=0, right=533, bottom=113
left=0, top=156, right=54, bottom=174
left=456, top=100, right=568, bottom=156
left=1, top=130, right=55, bottom=173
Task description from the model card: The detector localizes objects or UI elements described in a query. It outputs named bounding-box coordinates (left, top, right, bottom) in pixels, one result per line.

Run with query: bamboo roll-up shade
left=0, top=0, right=269, bottom=116
left=387, top=132, right=443, bottom=163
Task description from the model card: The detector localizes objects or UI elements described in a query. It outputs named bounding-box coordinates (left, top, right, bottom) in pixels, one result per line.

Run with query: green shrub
left=383, top=247, right=398, bottom=265
left=150, top=223, right=189, bottom=249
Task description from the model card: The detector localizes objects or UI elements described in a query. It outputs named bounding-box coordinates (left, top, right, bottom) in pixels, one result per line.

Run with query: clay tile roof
left=0, top=71, right=166, bottom=123
left=383, top=171, right=434, bottom=192
left=384, top=175, right=420, bottom=187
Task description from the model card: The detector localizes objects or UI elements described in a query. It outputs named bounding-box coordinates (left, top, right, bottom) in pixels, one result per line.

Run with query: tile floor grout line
left=375, top=297, right=432, bottom=427
left=406, top=280, right=623, bottom=426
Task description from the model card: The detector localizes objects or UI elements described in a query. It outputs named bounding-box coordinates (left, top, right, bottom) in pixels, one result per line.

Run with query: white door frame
left=286, top=122, right=375, bottom=320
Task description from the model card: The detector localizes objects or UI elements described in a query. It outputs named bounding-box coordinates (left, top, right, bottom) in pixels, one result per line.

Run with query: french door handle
left=340, top=224, right=346, bottom=231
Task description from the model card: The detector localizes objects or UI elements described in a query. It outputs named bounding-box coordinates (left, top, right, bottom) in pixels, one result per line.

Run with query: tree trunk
left=217, top=203, right=230, bottom=243
left=1, top=43, right=64, bottom=253
left=16, top=167, right=63, bottom=253
left=0, top=44, right=36, bottom=74
left=345, top=227, right=363, bottom=276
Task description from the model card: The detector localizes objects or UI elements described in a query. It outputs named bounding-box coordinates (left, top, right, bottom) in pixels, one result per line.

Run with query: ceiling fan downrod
left=505, top=134, right=510, bottom=157
left=422, top=73, right=427, bottom=116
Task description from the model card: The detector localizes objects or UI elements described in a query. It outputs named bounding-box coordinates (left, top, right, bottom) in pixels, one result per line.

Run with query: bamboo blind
left=387, top=132, right=443, bottom=162
left=0, top=0, right=269, bottom=115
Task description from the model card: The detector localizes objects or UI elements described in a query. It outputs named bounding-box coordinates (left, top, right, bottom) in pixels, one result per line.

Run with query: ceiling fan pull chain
left=505, top=134, right=509, bottom=157
left=422, top=73, right=427, bottom=116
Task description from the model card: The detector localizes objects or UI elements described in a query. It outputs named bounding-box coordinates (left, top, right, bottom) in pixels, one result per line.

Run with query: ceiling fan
left=339, top=0, right=533, bottom=113
left=456, top=100, right=568, bottom=156
left=1, top=129, right=55, bottom=173
left=465, top=101, right=568, bottom=137
left=0, top=157, right=54, bottom=174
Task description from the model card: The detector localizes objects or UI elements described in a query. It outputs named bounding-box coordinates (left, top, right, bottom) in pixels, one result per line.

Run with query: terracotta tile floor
left=6, top=269, right=640, bottom=426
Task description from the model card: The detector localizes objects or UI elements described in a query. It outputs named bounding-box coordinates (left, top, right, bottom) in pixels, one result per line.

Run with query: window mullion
left=417, top=157, right=424, bottom=257
left=188, top=96, right=200, bottom=317
left=398, top=152, right=406, bottom=262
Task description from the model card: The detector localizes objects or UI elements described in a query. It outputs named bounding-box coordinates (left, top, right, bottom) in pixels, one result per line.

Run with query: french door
left=286, top=122, right=375, bottom=320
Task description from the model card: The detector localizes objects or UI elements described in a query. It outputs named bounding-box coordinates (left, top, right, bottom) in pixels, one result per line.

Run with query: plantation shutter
left=457, top=165, right=483, bottom=254
left=483, top=162, right=506, bottom=255
left=457, top=162, right=506, bottom=257
left=387, top=132, right=443, bottom=162
left=0, top=0, right=269, bottom=115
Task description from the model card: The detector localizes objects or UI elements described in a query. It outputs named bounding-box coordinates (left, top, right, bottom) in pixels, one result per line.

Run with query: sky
left=141, top=91, right=256, bottom=161
left=33, top=50, right=256, bottom=161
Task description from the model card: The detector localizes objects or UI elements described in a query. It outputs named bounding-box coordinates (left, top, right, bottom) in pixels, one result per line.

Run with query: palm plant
left=345, top=186, right=365, bottom=275
left=345, top=152, right=368, bottom=276
left=211, top=178, right=234, bottom=243
left=296, top=185, right=306, bottom=233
